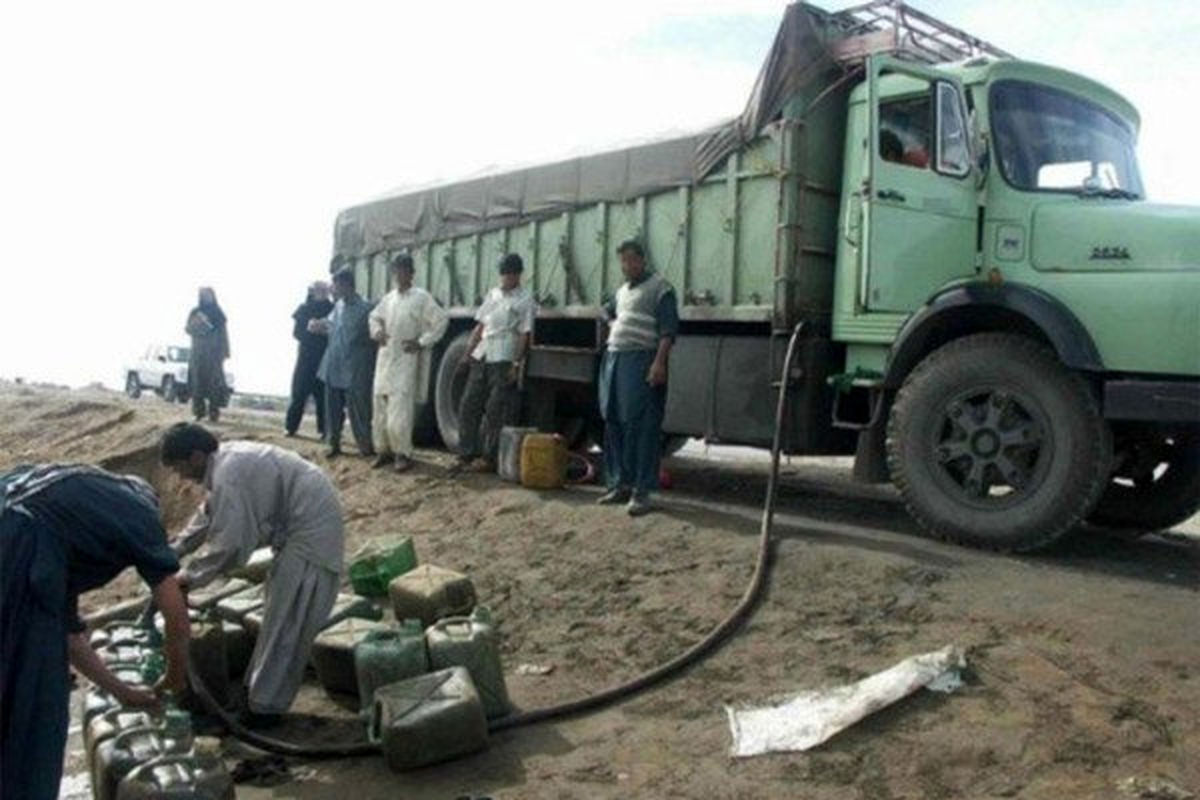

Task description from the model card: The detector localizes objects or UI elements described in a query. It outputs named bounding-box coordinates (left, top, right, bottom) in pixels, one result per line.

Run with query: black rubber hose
left=490, top=321, right=802, bottom=732
left=182, top=321, right=805, bottom=754
left=185, top=658, right=379, bottom=759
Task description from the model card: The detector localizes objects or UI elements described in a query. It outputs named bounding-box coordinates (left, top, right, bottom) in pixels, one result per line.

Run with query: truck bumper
left=1104, top=379, right=1200, bottom=422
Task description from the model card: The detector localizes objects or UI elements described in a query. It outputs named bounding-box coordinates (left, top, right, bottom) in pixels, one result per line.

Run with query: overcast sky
left=1, top=1, right=1194, bottom=396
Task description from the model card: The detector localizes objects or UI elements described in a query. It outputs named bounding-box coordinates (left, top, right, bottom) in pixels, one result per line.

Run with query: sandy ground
left=2, top=382, right=1196, bottom=800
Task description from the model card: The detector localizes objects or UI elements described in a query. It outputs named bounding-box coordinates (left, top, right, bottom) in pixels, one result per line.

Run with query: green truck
left=331, top=0, right=1199, bottom=551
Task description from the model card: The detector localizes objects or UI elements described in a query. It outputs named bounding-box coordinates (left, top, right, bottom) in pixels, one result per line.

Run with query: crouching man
left=160, top=423, right=345, bottom=728
left=1, top=464, right=190, bottom=800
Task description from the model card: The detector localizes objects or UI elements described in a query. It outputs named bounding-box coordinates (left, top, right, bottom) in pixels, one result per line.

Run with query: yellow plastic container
left=519, top=433, right=567, bottom=489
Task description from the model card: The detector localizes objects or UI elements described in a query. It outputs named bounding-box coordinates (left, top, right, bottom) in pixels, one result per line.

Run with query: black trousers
left=458, top=360, right=518, bottom=461
left=326, top=384, right=374, bottom=455
left=286, top=353, right=326, bottom=436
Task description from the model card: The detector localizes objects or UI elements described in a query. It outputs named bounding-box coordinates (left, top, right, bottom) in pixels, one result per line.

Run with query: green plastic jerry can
left=349, top=536, right=419, bottom=597
left=354, top=619, right=430, bottom=713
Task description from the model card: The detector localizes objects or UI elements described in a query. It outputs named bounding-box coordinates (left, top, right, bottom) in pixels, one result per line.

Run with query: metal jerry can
left=93, top=721, right=193, bottom=800
left=116, top=750, right=234, bottom=800
left=84, top=708, right=155, bottom=787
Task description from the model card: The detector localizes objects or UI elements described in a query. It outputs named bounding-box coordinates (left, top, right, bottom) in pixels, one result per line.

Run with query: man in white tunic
left=368, top=254, right=449, bottom=472
left=453, top=253, right=537, bottom=472
left=160, top=423, right=344, bottom=727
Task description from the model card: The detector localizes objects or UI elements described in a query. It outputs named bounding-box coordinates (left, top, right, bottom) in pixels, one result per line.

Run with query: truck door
left=864, top=57, right=976, bottom=312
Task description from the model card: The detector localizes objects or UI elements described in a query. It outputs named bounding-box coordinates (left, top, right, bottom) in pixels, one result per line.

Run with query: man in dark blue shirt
left=0, top=465, right=190, bottom=800
left=313, top=267, right=377, bottom=458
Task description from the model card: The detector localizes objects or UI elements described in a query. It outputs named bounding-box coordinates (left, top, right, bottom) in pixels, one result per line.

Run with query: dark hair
left=616, top=240, right=645, bottom=259
left=332, top=268, right=355, bottom=288
left=160, top=422, right=219, bottom=464
left=880, top=129, right=904, bottom=163
left=498, top=253, right=524, bottom=274
left=390, top=253, right=414, bottom=272
left=329, top=254, right=346, bottom=271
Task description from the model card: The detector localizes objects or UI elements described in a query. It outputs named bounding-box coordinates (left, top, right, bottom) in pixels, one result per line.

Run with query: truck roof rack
left=826, top=0, right=1012, bottom=65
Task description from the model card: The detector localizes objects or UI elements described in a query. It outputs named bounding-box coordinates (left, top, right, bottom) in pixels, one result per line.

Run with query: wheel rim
left=929, top=384, right=1053, bottom=509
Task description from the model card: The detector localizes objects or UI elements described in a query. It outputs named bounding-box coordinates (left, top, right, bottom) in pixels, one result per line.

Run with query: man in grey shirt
left=162, top=423, right=344, bottom=727
left=312, top=267, right=376, bottom=458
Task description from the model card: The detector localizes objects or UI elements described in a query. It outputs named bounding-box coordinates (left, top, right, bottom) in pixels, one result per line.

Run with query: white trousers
left=373, top=353, right=419, bottom=457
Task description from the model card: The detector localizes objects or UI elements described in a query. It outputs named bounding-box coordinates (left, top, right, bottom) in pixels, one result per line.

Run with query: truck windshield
left=990, top=80, right=1143, bottom=198
left=168, top=347, right=190, bottom=362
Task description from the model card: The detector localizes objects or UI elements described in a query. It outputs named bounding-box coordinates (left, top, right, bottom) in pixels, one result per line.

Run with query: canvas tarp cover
left=333, top=3, right=836, bottom=260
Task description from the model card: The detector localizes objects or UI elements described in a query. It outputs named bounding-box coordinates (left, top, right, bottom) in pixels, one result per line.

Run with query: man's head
left=391, top=253, right=415, bottom=291
left=310, top=280, right=331, bottom=302
left=160, top=423, right=220, bottom=483
left=498, top=253, right=523, bottom=291
left=331, top=268, right=355, bottom=300
left=616, top=240, right=646, bottom=282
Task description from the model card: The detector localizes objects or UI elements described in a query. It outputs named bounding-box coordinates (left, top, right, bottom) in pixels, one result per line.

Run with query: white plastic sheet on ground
left=726, top=645, right=966, bottom=757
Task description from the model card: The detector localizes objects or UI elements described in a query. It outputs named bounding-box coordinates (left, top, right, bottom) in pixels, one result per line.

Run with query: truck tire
left=886, top=333, right=1110, bottom=552
left=1087, top=429, right=1200, bottom=532
left=162, top=376, right=179, bottom=403
left=434, top=332, right=473, bottom=452
left=125, top=373, right=142, bottom=399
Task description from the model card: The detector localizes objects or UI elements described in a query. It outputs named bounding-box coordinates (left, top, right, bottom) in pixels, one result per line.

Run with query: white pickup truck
left=124, top=344, right=235, bottom=403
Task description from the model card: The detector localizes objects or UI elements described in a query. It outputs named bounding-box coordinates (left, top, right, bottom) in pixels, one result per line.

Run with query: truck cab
left=834, top=53, right=1200, bottom=550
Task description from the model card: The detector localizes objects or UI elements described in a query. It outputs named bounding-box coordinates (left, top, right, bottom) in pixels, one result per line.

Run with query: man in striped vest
left=596, top=240, right=680, bottom=516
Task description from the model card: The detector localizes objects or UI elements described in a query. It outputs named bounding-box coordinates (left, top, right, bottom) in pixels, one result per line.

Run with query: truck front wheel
left=886, top=333, right=1110, bottom=552
left=434, top=332, right=473, bottom=452
left=125, top=373, right=141, bottom=399
left=1087, top=428, right=1200, bottom=533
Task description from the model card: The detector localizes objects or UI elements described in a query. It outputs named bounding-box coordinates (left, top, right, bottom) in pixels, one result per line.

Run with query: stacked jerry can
left=328, top=536, right=513, bottom=771
left=82, top=623, right=234, bottom=800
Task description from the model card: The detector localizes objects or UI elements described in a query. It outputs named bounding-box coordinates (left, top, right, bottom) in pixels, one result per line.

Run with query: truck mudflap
left=1104, top=379, right=1200, bottom=422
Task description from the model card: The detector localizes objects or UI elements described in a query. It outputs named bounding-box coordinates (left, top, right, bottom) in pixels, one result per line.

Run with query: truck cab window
left=879, top=96, right=931, bottom=169
left=936, top=82, right=970, bottom=176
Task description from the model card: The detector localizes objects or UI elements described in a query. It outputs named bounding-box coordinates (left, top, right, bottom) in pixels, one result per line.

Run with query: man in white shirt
left=368, top=254, right=449, bottom=472
left=454, top=253, right=536, bottom=472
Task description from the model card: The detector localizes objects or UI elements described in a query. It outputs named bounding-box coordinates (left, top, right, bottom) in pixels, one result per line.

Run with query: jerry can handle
left=430, top=616, right=474, bottom=636
left=110, top=725, right=167, bottom=751
left=127, top=754, right=198, bottom=784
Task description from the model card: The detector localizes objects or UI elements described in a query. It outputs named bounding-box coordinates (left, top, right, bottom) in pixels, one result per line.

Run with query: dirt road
left=3, top=383, right=1195, bottom=800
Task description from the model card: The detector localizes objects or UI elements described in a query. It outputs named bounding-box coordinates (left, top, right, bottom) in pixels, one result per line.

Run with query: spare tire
left=434, top=332, right=474, bottom=452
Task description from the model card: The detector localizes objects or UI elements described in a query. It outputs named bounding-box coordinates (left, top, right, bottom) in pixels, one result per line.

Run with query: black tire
left=434, top=332, right=473, bottom=452
left=162, top=376, right=179, bottom=403
left=886, top=333, right=1110, bottom=552
left=125, top=373, right=142, bottom=399
left=1088, top=428, right=1200, bottom=532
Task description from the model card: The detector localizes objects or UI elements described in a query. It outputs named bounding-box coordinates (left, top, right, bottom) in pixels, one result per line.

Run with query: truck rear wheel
left=886, top=333, right=1110, bottom=552
left=434, top=332, right=473, bottom=452
left=1087, top=428, right=1200, bottom=532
